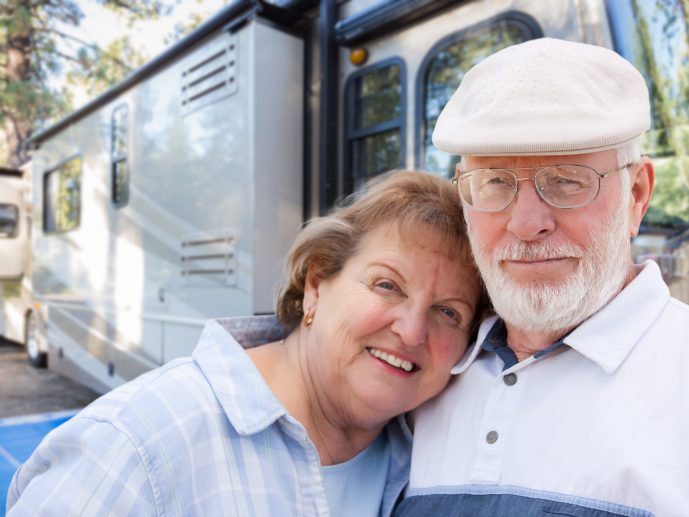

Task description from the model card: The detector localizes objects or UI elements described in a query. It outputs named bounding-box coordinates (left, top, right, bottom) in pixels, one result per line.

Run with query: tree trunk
left=2, top=0, right=34, bottom=167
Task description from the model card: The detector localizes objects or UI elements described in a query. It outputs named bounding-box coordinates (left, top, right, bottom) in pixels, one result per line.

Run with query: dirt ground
left=0, top=338, right=99, bottom=418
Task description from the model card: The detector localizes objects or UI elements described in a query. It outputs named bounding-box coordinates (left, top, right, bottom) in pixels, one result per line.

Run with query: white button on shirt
left=405, top=261, right=689, bottom=516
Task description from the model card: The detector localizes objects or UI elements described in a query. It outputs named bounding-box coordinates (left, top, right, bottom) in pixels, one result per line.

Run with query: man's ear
left=627, top=157, right=654, bottom=238
left=302, top=264, right=321, bottom=310
left=455, top=161, right=464, bottom=178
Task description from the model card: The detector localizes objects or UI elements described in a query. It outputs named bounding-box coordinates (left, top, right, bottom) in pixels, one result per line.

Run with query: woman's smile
left=366, top=347, right=418, bottom=373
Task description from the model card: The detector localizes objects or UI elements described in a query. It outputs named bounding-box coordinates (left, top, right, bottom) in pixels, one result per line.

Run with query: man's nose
left=505, top=178, right=556, bottom=241
left=390, top=303, right=429, bottom=348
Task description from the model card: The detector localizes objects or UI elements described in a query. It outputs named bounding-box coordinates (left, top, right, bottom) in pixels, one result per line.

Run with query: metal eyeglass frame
left=451, top=161, right=635, bottom=211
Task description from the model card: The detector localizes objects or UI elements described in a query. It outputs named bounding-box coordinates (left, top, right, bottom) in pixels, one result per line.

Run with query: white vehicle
left=0, top=168, right=39, bottom=363
left=0, top=0, right=687, bottom=392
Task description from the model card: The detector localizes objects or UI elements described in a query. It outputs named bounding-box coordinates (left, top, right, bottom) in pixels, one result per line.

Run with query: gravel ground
left=0, top=338, right=99, bottom=418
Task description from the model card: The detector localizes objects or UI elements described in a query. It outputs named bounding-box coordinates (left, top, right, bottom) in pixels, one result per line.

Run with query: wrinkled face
left=303, top=223, right=480, bottom=427
left=461, top=150, right=636, bottom=334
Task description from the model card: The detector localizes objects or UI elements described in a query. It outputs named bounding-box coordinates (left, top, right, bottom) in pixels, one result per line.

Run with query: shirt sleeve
left=6, top=416, right=158, bottom=516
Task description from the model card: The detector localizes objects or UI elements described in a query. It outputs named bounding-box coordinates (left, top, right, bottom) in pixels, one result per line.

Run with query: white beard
left=468, top=204, right=632, bottom=335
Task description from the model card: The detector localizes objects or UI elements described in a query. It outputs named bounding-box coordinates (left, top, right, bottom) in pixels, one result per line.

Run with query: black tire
left=25, top=312, right=47, bottom=368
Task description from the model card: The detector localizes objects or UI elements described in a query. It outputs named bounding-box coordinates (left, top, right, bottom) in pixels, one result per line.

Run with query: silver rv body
left=0, top=0, right=687, bottom=392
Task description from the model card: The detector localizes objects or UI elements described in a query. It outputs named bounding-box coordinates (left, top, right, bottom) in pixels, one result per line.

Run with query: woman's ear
left=302, top=264, right=321, bottom=310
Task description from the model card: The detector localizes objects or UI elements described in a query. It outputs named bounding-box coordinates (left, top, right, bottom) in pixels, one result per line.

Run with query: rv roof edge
left=334, top=0, right=458, bottom=47
left=27, top=0, right=307, bottom=149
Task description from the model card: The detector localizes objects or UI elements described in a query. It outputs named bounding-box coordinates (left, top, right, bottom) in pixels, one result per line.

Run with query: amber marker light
left=349, top=48, right=369, bottom=66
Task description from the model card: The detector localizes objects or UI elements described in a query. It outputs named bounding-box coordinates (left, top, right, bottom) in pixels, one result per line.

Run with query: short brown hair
left=276, top=170, right=486, bottom=331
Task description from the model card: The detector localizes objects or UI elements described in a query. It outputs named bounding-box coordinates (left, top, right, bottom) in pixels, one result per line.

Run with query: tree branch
left=34, top=27, right=100, bottom=52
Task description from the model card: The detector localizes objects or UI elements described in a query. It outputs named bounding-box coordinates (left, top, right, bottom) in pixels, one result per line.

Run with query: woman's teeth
left=367, top=347, right=415, bottom=372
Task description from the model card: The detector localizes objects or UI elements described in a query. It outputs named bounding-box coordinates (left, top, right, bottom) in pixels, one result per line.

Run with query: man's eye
left=547, top=176, right=587, bottom=191
left=486, top=177, right=511, bottom=186
left=555, top=177, right=583, bottom=186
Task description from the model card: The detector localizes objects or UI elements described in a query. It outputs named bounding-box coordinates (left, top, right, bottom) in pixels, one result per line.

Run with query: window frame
left=343, top=56, right=407, bottom=195
left=414, top=10, right=543, bottom=171
left=111, top=103, right=129, bottom=208
left=43, top=155, right=83, bottom=234
left=0, top=203, right=19, bottom=239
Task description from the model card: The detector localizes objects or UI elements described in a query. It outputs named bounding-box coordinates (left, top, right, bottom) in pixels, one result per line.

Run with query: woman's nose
left=390, top=304, right=429, bottom=347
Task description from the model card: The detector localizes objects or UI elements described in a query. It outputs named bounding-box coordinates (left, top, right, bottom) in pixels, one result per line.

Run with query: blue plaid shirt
left=7, top=317, right=412, bottom=516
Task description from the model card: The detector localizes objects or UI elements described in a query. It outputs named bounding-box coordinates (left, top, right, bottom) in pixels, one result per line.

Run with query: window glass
left=113, top=159, right=129, bottom=206
left=354, top=65, right=402, bottom=129
left=346, top=60, right=405, bottom=193
left=351, top=130, right=402, bottom=190
left=111, top=105, right=129, bottom=206
left=0, top=204, right=18, bottom=238
left=609, top=0, right=689, bottom=227
left=421, top=18, right=539, bottom=177
left=44, top=157, right=81, bottom=233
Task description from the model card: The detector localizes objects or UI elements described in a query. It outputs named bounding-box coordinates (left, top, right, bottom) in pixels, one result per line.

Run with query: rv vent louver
left=181, top=231, right=237, bottom=286
left=181, top=33, right=238, bottom=115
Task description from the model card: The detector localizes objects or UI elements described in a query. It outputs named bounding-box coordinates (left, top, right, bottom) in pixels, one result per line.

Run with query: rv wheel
left=25, top=312, right=47, bottom=368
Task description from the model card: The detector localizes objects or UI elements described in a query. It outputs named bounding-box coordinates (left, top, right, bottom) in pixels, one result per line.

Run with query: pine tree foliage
left=0, top=0, right=174, bottom=167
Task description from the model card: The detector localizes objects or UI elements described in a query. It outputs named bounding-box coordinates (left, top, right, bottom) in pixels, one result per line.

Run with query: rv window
left=111, top=104, right=129, bottom=207
left=608, top=0, right=689, bottom=159
left=345, top=58, right=405, bottom=192
left=608, top=0, right=689, bottom=228
left=418, top=13, right=541, bottom=177
left=43, top=157, right=82, bottom=233
left=0, top=204, right=18, bottom=238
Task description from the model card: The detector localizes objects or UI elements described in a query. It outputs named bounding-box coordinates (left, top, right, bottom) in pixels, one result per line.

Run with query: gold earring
left=303, top=308, right=314, bottom=327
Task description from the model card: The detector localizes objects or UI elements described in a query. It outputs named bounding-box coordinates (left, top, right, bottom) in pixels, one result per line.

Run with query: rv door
left=0, top=173, right=27, bottom=279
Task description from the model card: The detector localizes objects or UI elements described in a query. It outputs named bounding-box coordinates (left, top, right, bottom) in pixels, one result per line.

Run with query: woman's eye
left=375, top=280, right=397, bottom=291
left=438, top=306, right=461, bottom=324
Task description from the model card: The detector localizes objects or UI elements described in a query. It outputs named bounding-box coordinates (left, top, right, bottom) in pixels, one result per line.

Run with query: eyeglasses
left=452, top=162, right=634, bottom=212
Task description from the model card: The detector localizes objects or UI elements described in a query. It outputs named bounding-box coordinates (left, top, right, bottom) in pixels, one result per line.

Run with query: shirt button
left=486, top=430, right=498, bottom=444
left=503, top=373, right=517, bottom=386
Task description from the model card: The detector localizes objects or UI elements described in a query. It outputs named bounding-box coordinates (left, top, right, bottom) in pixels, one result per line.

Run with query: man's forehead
left=462, top=150, right=618, bottom=169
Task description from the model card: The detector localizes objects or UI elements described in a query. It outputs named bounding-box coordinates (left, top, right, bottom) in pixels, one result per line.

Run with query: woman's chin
left=346, top=380, right=417, bottom=425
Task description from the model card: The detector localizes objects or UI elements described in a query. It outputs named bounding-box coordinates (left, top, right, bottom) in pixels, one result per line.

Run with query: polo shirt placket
left=469, top=321, right=566, bottom=484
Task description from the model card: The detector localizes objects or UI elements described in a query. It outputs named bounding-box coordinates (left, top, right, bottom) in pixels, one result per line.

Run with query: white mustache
left=495, top=241, right=584, bottom=262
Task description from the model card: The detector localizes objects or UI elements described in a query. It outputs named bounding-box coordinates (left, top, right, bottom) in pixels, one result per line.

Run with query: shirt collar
left=564, top=260, right=669, bottom=374
left=451, top=315, right=499, bottom=374
left=192, top=317, right=289, bottom=435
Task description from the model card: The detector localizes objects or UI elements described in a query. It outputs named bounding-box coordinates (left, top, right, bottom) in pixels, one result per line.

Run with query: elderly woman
left=7, top=171, right=485, bottom=516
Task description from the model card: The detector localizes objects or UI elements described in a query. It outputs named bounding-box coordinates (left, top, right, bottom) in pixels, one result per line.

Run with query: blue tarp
left=0, top=410, right=79, bottom=515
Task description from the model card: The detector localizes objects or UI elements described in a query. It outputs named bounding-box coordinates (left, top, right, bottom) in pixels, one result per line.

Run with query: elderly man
left=396, top=38, right=689, bottom=516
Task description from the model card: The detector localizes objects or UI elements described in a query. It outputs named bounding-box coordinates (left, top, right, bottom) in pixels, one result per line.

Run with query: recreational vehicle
left=1, top=0, right=687, bottom=393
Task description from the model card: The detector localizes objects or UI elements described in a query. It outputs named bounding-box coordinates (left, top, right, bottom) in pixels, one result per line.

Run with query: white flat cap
left=432, top=37, right=651, bottom=156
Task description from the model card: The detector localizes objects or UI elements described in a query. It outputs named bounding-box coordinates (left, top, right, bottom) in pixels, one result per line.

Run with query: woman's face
left=302, top=222, right=480, bottom=428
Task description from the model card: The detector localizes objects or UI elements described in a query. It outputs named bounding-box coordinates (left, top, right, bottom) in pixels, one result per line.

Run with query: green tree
left=0, top=0, right=173, bottom=168
left=629, top=0, right=689, bottom=224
